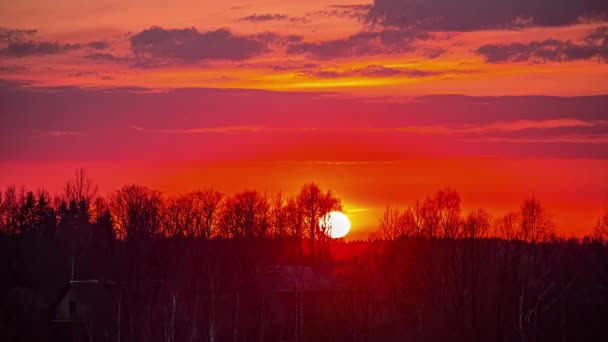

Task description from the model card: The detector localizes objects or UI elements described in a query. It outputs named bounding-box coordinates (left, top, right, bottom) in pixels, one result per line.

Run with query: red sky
left=1, top=0, right=607, bottom=237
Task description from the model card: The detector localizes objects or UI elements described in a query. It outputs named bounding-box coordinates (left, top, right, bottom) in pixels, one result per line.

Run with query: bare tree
left=493, top=211, right=522, bottom=341
left=436, top=188, right=462, bottom=239
left=220, top=190, right=270, bottom=238
left=494, top=211, right=520, bottom=240
left=463, top=208, right=491, bottom=240
left=92, top=197, right=110, bottom=223
left=0, top=185, right=19, bottom=235
left=65, top=168, right=98, bottom=206
left=163, top=194, right=191, bottom=238
left=516, top=198, right=558, bottom=342
left=197, top=189, right=223, bottom=240
left=297, top=183, right=341, bottom=261
left=378, top=206, right=405, bottom=241
left=110, top=184, right=162, bottom=241
left=164, top=189, right=223, bottom=239
left=421, top=196, right=440, bottom=239
left=285, top=196, right=305, bottom=261
left=270, top=192, right=288, bottom=238
left=402, top=200, right=425, bottom=238
left=593, top=207, right=608, bottom=242
left=464, top=208, right=491, bottom=339
left=520, top=197, right=554, bottom=243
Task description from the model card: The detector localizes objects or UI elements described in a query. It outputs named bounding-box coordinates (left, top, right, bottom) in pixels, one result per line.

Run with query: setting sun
left=320, top=211, right=351, bottom=239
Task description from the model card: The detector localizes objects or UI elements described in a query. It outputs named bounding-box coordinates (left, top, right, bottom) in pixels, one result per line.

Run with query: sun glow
left=319, top=211, right=351, bottom=239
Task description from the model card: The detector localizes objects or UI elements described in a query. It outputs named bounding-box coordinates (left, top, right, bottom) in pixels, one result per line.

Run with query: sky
left=1, top=0, right=607, bottom=238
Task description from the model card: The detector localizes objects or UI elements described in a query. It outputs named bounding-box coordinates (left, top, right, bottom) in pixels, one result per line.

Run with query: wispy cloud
left=301, top=64, right=459, bottom=79
left=279, top=160, right=399, bottom=165
left=1, top=39, right=109, bottom=58
left=131, top=125, right=326, bottom=134
left=238, top=13, right=310, bottom=23
left=475, top=135, right=608, bottom=144
left=347, top=208, right=371, bottom=213
left=132, top=125, right=263, bottom=133
left=476, top=27, right=608, bottom=63
left=392, top=119, right=606, bottom=134
left=33, top=130, right=81, bottom=137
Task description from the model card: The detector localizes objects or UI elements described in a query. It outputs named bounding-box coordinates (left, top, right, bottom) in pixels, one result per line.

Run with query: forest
left=1, top=169, right=608, bottom=342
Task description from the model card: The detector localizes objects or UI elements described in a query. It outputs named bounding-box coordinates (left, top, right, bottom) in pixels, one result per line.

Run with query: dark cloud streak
left=302, top=65, right=458, bottom=78
left=0, top=27, right=37, bottom=42
left=476, top=27, right=608, bottom=63
left=287, top=29, right=431, bottom=59
left=238, top=14, right=290, bottom=22
left=129, top=27, right=302, bottom=65
left=1, top=39, right=110, bottom=58
left=312, top=4, right=372, bottom=20
left=367, top=0, right=608, bottom=32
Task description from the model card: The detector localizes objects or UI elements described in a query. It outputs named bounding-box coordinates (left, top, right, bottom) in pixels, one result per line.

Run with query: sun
left=319, top=211, right=351, bottom=239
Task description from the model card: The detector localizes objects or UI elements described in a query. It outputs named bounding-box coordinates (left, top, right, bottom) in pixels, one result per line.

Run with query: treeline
left=0, top=169, right=344, bottom=261
left=0, top=169, right=345, bottom=342
left=377, top=188, right=558, bottom=243
left=3, top=170, right=606, bottom=246
left=377, top=187, right=608, bottom=243
left=1, top=169, right=608, bottom=342
left=371, top=188, right=608, bottom=341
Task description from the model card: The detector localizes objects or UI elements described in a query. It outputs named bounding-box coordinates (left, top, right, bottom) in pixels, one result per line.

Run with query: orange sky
left=1, top=159, right=607, bottom=239
left=1, top=0, right=607, bottom=238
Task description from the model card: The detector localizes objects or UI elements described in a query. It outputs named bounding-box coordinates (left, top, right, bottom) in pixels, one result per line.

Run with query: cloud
left=0, top=65, right=29, bottom=73
left=86, top=41, right=111, bottom=50
left=302, top=65, right=455, bottom=78
left=0, top=27, right=37, bottom=42
left=1, top=39, right=110, bottom=58
left=2, top=84, right=608, bottom=161
left=392, top=118, right=606, bottom=134
left=287, top=29, right=431, bottom=59
left=238, top=14, right=290, bottom=22
left=476, top=27, right=608, bottom=63
left=586, top=25, right=608, bottom=43
left=313, top=4, right=372, bottom=20
left=84, top=52, right=123, bottom=62
left=264, top=61, right=320, bottom=71
left=132, top=125, right=263, bottom=134
left=132, top=125, right=323, bottom=134
left=366, top=0, right=608, bottom=31
left=1, top=41, right=62, bottom=57
left=230, top=5, right=250, bottom=10
left=130, top=27, right=299, bottom=64
left=33, top=130, right=81, bottom=137
left=475, top=135, right=608, bottom=144
left=386, top=118, right=608, bottom=147
left=67, top=71, right=100, bottom=77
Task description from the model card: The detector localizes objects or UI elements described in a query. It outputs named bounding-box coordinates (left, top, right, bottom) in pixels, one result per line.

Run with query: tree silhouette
left=594, top=207, right=608, bottom=242
left=163, top=189, right=223, bottom=239
left=110, top=184, right=162, bottom=241
left=285, top=196, right=305, bottom=261
left=436, top=188, right=461, bottom=239
left=3, top=171, right=608, bottom=342
left=220, top=190, right=270, bottom=238
left=297, top=183, right=341, bottom=261
left=64, top=168, right=98, bottom=206
left=520, top=196, right=554, bottom=243
left=270, top=192, right=288, bottom=239
left=378, top=206, right=405, bottom=241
